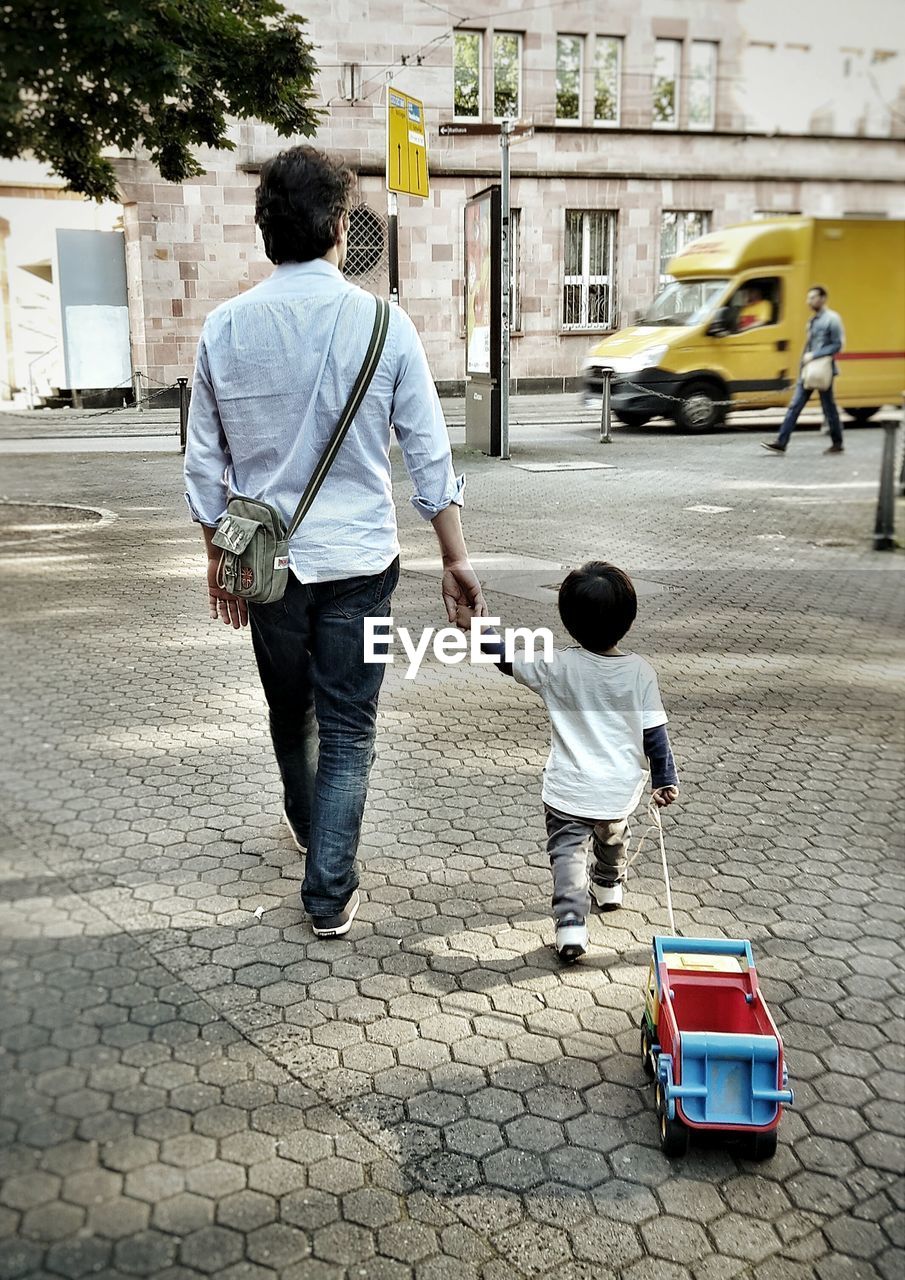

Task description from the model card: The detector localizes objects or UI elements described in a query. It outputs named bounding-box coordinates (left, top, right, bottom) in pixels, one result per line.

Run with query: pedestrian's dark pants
left=249, top=559, right=399, bottom=917
left=544, top=805, right=631, bottom=923
left=777, top=379, right=843, bottom=448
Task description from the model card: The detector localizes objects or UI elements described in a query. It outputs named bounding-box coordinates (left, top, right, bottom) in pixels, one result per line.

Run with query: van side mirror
left=706, top=306, right=733, bottom=337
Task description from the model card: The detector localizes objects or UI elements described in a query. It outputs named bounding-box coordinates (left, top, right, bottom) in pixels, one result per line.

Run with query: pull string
left=623, top=799, right=678, bottom=935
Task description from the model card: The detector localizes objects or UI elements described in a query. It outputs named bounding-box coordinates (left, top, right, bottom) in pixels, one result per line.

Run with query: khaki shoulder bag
left=211, top=296, right=390, bottom=605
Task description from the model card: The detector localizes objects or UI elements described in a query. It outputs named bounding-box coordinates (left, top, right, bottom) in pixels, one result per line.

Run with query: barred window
left=660, top=210, right=710, bottom=282
left=345, top=205, right=387, bottom=282
left=563, top=210, right=616, bottom=330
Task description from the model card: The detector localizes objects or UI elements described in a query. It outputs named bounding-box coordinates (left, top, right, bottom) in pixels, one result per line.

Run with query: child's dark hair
left=558, top=562, right=637, bottom=653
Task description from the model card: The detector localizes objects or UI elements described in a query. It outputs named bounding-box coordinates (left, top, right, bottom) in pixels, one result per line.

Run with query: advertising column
left=464, top=186, right=502, bottom=455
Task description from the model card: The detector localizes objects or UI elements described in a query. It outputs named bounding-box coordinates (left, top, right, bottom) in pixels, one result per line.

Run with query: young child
left=463, top=561, right=678, bottom=963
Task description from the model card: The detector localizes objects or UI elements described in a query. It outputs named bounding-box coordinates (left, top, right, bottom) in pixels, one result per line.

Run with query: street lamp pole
left=500, top=119, right=512, bottom=460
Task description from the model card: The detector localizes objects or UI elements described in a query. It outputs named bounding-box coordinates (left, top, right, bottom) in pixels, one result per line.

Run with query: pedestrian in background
left=762, top=285, right=845, bottom=454
left=185, top=146, right=486, bottom=939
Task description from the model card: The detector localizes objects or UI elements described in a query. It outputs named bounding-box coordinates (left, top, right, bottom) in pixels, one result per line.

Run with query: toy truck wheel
left=640, top=1026, right=656, bottom=1079
left=655, top=1083, right=689, bottom=1157
left=745, top=1130, right=778, bottom=1162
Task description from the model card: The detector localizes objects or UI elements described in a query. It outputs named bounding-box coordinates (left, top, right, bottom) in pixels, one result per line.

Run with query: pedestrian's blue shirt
left=184, top=259, right=464, bottom=583
left=804, top=306, right=845, bottom=374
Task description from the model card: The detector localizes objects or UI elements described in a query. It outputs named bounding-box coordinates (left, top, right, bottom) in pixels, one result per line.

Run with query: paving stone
left=2, top=426, right=903, bottom=1280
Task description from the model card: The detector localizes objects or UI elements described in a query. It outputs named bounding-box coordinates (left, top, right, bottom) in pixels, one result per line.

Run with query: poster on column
left=465, top=189, right=497, bottom=377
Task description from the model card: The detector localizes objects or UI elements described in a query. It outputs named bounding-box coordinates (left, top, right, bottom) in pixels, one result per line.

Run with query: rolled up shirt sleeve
left=183, top=332, right=231, bottom=527
left=391, top=309, right=465, bottom=520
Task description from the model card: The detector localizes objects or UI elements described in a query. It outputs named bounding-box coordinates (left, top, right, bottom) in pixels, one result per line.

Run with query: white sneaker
left=282, top=808, right=307, bottom=853
left=591, top=882, right=624, bottom=910
left=555, top=918, right=588, bottom=963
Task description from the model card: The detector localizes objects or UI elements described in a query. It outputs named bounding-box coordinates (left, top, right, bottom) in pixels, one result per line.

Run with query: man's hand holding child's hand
left=652, top=786, right=679, bottom=807
left=455, top=602, right=479, bottom=632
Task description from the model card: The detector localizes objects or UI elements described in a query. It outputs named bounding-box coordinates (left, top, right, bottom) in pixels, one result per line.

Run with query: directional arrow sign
left=387, top=87, right=429, bottom=199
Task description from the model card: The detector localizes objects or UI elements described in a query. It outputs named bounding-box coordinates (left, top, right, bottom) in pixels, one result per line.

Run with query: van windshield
left=640, top=278, right=728, bottom=326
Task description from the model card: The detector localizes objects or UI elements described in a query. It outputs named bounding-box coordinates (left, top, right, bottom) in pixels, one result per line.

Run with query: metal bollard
left=132, top=369, right=143, bottom=412
left=178, top=377, right=189, bottom=452
left=899, top=392, right=905, bottom=497
left=599, top=367, right=613, bottom=444
left=873, top=420, right=898, bottom=551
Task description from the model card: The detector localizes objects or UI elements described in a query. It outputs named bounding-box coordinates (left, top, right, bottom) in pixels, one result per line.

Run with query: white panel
left=64, top=305, right=131, bottom=389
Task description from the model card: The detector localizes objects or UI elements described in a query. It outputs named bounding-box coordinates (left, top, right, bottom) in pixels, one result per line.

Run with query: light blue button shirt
left=184, top=259, right=464, bottom=583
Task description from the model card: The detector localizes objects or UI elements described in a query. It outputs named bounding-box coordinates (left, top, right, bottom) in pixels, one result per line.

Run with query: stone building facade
left=107, top=0, right=905, bottom=391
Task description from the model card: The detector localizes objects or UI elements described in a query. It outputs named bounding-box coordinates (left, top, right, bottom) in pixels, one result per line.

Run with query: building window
left=594, top=36, right=622, bottom=124
left=689, top=41, right=717, bottom=129
left=556, top=35, right=583, bottom=121
left=660, top=210, right=710, bottom=282
left=454, top=30, right=482, bottom=118
left=563, top=210, right=615, bottom=330
left=345, top=206, right=387, bottom=281
left=653, top=38, right=681, bottom=127
left=493, top=32, right=521, bottom=119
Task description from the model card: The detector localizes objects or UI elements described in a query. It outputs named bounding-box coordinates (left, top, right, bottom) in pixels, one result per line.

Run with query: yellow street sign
left=386, top=87, right=429, bottom=199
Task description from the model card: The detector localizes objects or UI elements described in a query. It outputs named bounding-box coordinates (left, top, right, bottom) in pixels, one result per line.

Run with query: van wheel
left=614, top=412, right=651, bottom=428
left=846, top=407, right=879, bottom=425
left=675, top=383, right=726, bottom=432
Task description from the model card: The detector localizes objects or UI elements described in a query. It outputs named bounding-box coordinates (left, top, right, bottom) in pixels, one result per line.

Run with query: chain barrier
left=78, top=383, right=181, bottom=420
left=588, top=370, right=782, bottom=414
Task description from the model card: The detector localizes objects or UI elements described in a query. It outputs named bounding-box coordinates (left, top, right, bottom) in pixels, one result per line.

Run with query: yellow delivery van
left=582, top=217, right=905, bottom=430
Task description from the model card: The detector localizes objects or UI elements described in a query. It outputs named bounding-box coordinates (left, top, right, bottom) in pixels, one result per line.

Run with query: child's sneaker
left=555, top=917, right=588, bottom=963
left=591, top=881, right=624, bottom=910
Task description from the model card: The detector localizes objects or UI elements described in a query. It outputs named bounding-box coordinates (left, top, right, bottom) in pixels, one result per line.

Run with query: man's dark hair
left=255, top=146, right=354, bottom=264
left=558, top=562, right=638, bottom=653
left=809, top=284, right=828, bottom=298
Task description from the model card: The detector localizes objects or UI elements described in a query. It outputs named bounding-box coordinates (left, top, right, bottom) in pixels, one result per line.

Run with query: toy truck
left=641, top=936, right=793, bottom=1159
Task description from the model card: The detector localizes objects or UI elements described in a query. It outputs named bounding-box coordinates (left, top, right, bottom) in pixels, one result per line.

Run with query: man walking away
left=185, top=146, right=486, bottom=938
left=762, top=285, right=845, bottom=455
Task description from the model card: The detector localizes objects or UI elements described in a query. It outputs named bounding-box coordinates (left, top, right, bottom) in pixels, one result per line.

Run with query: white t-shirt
left=512, top=646, right=668, bottom=820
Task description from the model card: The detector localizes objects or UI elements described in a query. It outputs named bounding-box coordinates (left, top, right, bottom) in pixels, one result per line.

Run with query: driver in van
left=736, top=284, right=772, bottom=331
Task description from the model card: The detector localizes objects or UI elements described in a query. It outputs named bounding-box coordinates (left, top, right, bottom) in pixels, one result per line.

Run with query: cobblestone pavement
left=1, top=419, right=903, bottom=1280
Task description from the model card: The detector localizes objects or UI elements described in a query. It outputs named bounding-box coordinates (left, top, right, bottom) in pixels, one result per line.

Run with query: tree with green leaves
left=0, top=1, right=322, bottom=202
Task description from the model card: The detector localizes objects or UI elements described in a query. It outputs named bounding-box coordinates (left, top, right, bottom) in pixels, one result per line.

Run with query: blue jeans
left=777, top=379, right=843, bottom=448
left=249, top=558, right=399, bottom=916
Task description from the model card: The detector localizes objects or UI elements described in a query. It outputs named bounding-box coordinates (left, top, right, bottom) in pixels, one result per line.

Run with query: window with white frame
left=594, top=36, right=622, bottom=124
left=454, top=30, right=482, bottom=118
left=660, top=210, right=711, bottom=282
left=689, top=41, right=717, bottom=128
left=556, top=35, right=583, bottom=121
left=493, top=32, right=521, bottom=119
left=653, top=38, right=681, bottom=127
left=563, top=210, right=616, bottom=329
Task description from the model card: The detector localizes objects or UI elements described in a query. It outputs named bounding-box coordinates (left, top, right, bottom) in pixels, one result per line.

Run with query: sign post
left=500, top=120, right=513, bottom=461
left=386, top=87, right=429, bottom=305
